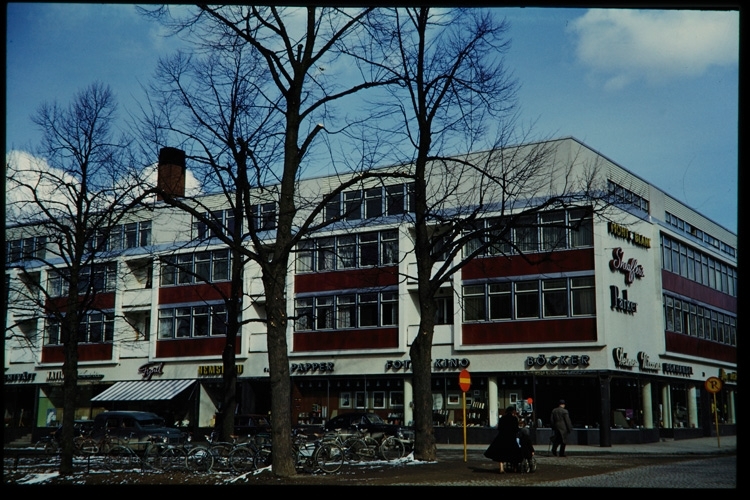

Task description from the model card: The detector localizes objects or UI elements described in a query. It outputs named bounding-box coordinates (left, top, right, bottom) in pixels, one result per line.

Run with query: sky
left=5, top=4, right=740, bottom=233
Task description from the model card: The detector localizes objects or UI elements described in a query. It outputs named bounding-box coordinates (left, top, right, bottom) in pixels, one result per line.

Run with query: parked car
left=90, top=411, right=187, bottom=450
left=324, top=411, right=409, bottom=439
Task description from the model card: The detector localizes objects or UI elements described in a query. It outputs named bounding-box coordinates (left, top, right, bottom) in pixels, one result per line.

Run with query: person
left=484, top=405, right=521, bottom=473
left=550, top=399, right=573, bottom=457
left=517, top=418, right=535, bottom=464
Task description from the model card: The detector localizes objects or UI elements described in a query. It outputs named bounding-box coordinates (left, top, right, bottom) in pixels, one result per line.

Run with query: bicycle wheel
left=186, top=446, right=214, bottom=473
left=314, top=442, right=344, bottom=474
left=209, top=443, right=233, bottom=471
left=104, top=445, right=139, bottom=471
left=228, top=445, right=256, bottom=474
left=143, top=444, right=164, bottom=470
left=379, top=436, right=405, bottom=461
left=159, top=446, right=188, bottom=471
left=43, top=440, right=59, bottom=455
left=253, top=446, right=273, bottom=470
left=342, top=437, right=367, bottom=462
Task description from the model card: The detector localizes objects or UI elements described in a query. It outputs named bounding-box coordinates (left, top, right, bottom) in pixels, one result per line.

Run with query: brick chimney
left=157, top=147, right=186, bottom=200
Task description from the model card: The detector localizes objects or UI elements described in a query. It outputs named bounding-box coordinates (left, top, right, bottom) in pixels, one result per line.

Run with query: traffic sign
left=458, top=369, right=471, bottom=392
left=705, top=376, right=723, bottom=394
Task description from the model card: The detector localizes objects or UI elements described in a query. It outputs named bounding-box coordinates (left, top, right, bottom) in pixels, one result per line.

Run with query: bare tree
left=362, top=8, right=613, bottom=461
left=139, top=5, right=400, bottom=477
left=5, top=83, right=151, bottom=475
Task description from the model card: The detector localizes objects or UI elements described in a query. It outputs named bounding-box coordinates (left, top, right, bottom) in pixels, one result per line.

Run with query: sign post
left=458, top=369, right=471, bottom=462
left=704, top=377, right=723, bottom=448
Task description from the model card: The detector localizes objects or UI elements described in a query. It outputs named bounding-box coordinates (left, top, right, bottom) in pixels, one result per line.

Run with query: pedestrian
left=484, top=405, right=521, bottom=473
left=517, top=418, right=535, bottom=462
left=550, top=399, right=573, bottom=457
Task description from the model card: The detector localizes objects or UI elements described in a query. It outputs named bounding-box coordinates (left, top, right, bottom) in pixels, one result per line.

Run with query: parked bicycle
left=252, top=429, right=344, bottom=474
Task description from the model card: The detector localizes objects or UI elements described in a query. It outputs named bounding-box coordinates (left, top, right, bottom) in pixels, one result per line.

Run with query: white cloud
left=569, top=9, right=738, bottom=89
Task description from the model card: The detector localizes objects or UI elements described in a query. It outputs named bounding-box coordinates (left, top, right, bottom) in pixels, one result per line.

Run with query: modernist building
left=4, top=138, right=737, bottom=445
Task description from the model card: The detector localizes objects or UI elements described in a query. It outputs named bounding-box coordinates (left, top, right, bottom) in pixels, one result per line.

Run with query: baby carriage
left=504, top=424, right=537, bottom=473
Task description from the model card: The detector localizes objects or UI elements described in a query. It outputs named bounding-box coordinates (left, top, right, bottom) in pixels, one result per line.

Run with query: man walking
left=550, top=399, right=573, bottom=457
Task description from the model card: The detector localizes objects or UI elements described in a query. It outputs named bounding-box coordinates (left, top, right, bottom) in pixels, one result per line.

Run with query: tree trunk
left=410, top=309, right=438, bottom=461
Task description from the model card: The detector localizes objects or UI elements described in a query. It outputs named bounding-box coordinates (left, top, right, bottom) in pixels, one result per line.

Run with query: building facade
left=4, top=138, right=737, bottom=445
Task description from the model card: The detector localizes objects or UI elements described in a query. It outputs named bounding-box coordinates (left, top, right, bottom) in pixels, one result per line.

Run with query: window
left=316, top=296, right=334, bottom=330
left=569, top=208, right=593, bottom=248
left=542, top=279, right=568, bottom=317
left=664, top=296, right=674, bottom=331
left=571, top=276, right=595, bottom=315
left=337, top=235, right=356, bottom=269
left=358, top=293, right=378, bottom=327
left=373, top=391, right=386, bottom=409
left=355, top=392, right=366, bottom=409
left=296, top=230, right=399, bottom=273
left=6, top=236, right=46, bottom=263
left=296, top=241, right=314, bottom=273
left=386, top=185, right=405, bottom=215
left=515, top=281, right=539, bottom=319
left=488, top=282, right=511, bottom=320
left=160, top=250, right=231, bottom=286
left=435, top=295, right=454, bottom=325
left=540, top=211, right=566, bottom=251
left=46, top=313, right=113, bottom=345
left=158, top=304, right=228, bottom=339
left=193, top=209, right=237, bottom=240
left=344, top=191, right=362, bottom=220
left=381, top=292, right=398, bottom=326
left=515, top=215, right=538, bottom=253
left=337, top=295, right=356, bottom=328
left=463, top=285, right=485, bottom=321
left=295, top=298, right=314, bottom=331
left=359, top=233, right=378, bottom=267
left=487, top=217, right=512, bottom=255
left=317, top=237, right=335, bottom=271
left=365, top=187, right=383, bottom=219
left=324, top=193, right=341, bottom=221
left=381, top=230, right=399, bottom=265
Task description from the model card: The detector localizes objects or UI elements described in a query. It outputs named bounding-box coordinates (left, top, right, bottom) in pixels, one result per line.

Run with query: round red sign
left=458, top=369, right=471, bottom=392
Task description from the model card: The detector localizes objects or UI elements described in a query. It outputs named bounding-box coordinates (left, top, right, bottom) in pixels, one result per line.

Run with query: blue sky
left=5, top=4, right=739, bottom=233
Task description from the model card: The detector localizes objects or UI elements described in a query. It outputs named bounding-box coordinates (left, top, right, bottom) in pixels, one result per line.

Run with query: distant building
left=5, top=137, right=736, bottom=445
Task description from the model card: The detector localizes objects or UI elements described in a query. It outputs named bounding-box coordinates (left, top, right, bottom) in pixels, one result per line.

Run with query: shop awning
left=91, top=379, right=195, bottom=402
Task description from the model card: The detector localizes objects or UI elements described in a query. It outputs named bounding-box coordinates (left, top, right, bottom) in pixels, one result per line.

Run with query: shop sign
left=46, top=370, right=104, bottom=383
left=385, top=359, right=412, bottom=371
left=637, top=352, right=660, bottom=372
left=5, top=371, right=37, bottom=384
left=610, top=285, right=638, bottom=313
left=138, top=362, right=164, bottom=380
left=719, top=369, right=737, bottom=382
left=662, top=363, right=693, bottom=377
left=197, top=364, right=245, bottom=376
left=608, top=222, right=651, bottom=248
left=291, top=362, right=335, bottom=374
left=525, top=354, right=590, bottom=368
left=612, top=347, right=638, bottom=370
left=433, top=358, right=470, bottom=370
left=609, top=247, right=645, bottom=285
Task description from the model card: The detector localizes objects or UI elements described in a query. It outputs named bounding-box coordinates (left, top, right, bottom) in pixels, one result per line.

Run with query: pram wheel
left=521, top=456, right=537, bottom=473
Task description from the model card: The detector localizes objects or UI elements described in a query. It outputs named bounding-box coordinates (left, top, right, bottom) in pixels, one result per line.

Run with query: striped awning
left=91, top=379, right=195, bottom=402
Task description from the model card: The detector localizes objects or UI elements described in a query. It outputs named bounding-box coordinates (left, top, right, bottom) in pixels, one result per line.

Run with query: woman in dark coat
left=484, top=406, right=521, bottom=473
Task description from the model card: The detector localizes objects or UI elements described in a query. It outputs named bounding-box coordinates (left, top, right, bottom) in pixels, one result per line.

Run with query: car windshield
left=138, top=418, right=166, bottom=428
left=366, top=414, right=384, bottom=424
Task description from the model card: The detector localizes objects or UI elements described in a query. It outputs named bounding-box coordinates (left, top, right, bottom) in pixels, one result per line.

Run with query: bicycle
left=252, top=429, right=344, bottom=474
left=379, top=428, right=414, bottom=461
left=228, top=433, right=271, bottom=474
left=104, top=434, right=185, bottom=472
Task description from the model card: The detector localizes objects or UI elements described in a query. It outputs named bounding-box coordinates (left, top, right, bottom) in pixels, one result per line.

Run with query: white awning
left=91, top=379, right=195, bottom=402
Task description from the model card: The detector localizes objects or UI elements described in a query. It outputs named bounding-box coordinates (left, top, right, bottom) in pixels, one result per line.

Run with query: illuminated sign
left=608, top=222, right=651, bottom=248
left=525, top=354, right=591, bottom=368
left=197, top=364, right=245, bottom=376
left=610, top=285, right=638, bottom=313
left=609, top=247, right=645, bottom=285
left=138, top=362, right=164, bottom=380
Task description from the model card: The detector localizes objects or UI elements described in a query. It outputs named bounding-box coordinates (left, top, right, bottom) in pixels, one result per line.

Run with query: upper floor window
left=294, top=290, right=399, bottom=332
left=251, top=203, right=277, bottom=231
left=607, top=180, right=649, bottom=214
left=665, top=211, right=735, bottom=258
left=6, top=236, right=46, bottom=263
left=47, top=262, right=117, bottom=297
left=295, top=230, right=398, bottom=273
left=90, top=221, right=151, bottom=253
left=158, top=303, right=228, bottom=339
left=324, top=182, right=415, bottom=222
left=193, top=209, right=237, bottom=240
left=661, top=234, right=736, bottom=297
left=160, top=249, right=231, bottom=286
left=45, top=312, right=114, bottom=345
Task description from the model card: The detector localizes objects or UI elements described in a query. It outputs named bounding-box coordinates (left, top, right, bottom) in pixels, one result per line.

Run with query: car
left=90, top=411, right=187, bottom=450
left=324, top=411, right=408, bottom=439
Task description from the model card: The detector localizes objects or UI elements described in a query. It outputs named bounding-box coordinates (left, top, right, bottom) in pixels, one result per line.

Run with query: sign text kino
left=608, top=222, right=651, bottom=248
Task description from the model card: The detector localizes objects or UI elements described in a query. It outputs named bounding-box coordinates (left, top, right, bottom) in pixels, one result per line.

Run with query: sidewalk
left=440, top=434, right=736, bottom=455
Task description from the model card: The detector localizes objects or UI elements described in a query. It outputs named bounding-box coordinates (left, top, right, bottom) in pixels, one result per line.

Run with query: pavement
left=439, top=434, right=736, bottom=455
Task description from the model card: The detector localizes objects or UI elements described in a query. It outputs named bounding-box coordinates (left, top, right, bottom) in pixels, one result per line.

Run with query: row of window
left=661, top=235, right=736, bottom=297
left=192, top=205, right=277, bottom=241
left=296, top=230, right=399, bottom=273
left=463, top=208, right=594, bottom=258
left=295, top=291, right=399, bottom=331
left=160, top=249, right=231, bottom=286
left=46, top=313, right=114, bottom=345
left=608, top=180, right=650, bottom=214
left=324, top=183, right=415, bottom=222
left=6, top=236, right=47, bottom=263
left=47, top=263, right=117, bottom=298
left=158, top=304, right=228, bottom=339
left=91, top=221, right=152, bottom=253
left=463, top=276, right=596, bottom=322
left=665, top=212, right=735, bottom=258
left=663, top=294, right=736, bottom=347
